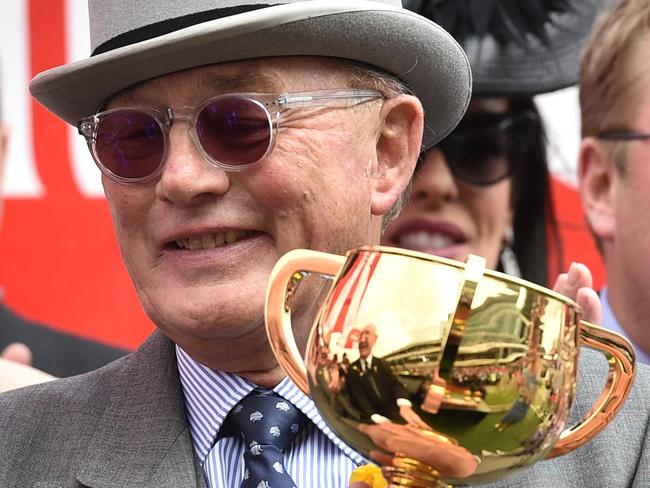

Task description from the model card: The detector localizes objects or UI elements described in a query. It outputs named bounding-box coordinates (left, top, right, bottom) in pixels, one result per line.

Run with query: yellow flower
left=349, top=464, right=388, bottom=488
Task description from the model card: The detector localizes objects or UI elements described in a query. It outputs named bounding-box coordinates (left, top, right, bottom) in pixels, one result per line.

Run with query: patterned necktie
left=219, top=389, right=308, bottom=488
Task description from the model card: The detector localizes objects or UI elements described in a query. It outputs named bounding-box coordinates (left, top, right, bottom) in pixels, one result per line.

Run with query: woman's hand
left=552, top=262, right=601, bottom=324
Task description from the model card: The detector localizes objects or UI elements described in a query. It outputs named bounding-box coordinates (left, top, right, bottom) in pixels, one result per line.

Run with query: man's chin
left=149, top=305, right=264, bottom=341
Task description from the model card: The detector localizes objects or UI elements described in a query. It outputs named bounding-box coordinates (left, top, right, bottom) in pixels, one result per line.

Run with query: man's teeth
left=399, top=231, right=456, bottom=250
left=176, top=230, right=253, bottom=250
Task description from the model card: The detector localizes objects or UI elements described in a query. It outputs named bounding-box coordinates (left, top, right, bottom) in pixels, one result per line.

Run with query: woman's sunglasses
left=430, top=110, right=540, bottom=186
left=78, top=89, right=384, bottom=184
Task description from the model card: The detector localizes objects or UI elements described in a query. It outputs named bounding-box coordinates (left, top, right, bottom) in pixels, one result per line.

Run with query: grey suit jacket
left=0, top=331, right=205, bottom=488
left=0, top=331, right=648, bottom=487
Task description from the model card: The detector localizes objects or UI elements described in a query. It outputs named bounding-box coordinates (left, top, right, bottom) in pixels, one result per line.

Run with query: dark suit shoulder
left=0, top=333, right=177, bottom=485
left=0, top=350, right=132, bottom=424
left=0, top=304, right=128, bottom=377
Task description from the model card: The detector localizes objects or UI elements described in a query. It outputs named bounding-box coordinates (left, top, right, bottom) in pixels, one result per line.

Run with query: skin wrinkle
left=101, top=57, right=421, bottom=385
left=272, top=104, right=380, bottom=251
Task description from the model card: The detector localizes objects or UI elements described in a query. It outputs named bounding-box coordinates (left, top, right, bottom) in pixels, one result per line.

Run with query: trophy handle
left=547, top=321, right=635, bottom=458
left=265, top=249, right=346, bottom=395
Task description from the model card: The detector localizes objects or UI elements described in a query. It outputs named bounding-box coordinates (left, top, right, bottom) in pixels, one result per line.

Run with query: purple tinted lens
left=94, top=110, right=164, bottom=179
left=196, top=96, right=271, bottom=166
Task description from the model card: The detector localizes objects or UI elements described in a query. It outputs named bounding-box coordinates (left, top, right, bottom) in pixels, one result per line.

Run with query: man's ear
left=578, top=137, right=617, bottom=241
left=370, top=95, right=423, bottom=216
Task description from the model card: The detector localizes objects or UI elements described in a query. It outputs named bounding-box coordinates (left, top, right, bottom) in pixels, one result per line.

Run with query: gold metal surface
left=265, top=246, right=636, bottom=487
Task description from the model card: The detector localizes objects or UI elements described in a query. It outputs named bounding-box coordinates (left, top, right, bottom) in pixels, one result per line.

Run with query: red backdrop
left=0, top=0, right=155, bottom=350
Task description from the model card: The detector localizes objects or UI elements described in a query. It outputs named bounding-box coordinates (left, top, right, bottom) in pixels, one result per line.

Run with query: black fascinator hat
left=403, top=0, right=609, bottom=95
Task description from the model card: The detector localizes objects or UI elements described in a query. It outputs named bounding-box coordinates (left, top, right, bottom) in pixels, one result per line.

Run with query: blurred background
left=0, top=0, right=604, bottom=351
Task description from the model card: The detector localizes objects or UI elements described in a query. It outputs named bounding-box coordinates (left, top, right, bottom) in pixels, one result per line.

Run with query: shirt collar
left=175, top=345, right=367, bottom=466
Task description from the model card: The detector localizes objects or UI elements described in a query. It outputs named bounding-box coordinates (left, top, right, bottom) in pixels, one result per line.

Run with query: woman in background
left=383, top=96, right=553, bottom=283
left=385, top=0, right=605, bottom=285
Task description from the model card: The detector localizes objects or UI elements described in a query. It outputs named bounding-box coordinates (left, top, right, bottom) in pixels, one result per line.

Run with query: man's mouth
left=173, top=230, right=257, bottom=250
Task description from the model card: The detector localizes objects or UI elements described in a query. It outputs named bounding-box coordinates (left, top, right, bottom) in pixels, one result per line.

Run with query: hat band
left=92, top=4, right=281, bottom=56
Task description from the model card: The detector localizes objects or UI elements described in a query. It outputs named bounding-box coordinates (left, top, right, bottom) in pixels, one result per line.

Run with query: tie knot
left=222, top=390, right=307, bottom=451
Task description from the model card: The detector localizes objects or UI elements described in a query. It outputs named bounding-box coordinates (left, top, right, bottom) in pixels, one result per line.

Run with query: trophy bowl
left=265, top=246, right=635, bottom=487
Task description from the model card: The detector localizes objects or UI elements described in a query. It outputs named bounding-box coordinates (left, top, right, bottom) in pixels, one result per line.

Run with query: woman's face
left=382, top=98, right=514, bottom=269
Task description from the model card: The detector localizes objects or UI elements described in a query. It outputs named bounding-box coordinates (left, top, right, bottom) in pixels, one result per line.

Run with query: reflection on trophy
left=346, top=324, right=426, bottom=426
left=265, top=246, right=635, bottom=487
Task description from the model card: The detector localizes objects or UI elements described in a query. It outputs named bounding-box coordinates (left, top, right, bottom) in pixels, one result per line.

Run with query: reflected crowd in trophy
left=314, top=266, right=560, bottom=436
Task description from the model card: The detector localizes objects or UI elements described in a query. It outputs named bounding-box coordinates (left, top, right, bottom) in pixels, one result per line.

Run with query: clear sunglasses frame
left=78, top=89, right=384, bottom=185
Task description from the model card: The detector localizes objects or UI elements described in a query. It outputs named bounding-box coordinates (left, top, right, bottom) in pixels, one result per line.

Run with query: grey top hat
left=404, top=0, right=608, bottom=96
left=29, top=0, right=472, bottom=149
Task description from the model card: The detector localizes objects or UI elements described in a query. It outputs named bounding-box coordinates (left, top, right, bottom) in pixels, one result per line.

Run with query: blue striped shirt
left=176, top=346, right=367, bottom=487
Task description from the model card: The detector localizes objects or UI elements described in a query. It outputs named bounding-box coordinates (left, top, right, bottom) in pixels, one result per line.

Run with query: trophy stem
left=382, top=457, right=453, bottom=488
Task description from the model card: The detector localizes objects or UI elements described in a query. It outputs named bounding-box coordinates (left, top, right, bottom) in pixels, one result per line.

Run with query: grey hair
left=345, top=62, right=416, bottom=231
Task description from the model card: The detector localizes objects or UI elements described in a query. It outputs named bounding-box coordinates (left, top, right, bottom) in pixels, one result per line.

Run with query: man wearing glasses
left=0, top=1, right=644, bottom=487
left=579, top=0, right=650, bottom=365
left=0, top=1, right=470, bottom=485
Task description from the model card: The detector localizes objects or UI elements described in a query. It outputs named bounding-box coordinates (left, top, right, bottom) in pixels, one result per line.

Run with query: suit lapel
left=75, top=331, right=205, bottom=488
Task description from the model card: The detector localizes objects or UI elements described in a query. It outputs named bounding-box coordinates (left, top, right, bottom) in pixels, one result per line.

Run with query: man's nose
left=410, top=148, right=459, bottom=204
left=155, top=123, right=231, bottom=205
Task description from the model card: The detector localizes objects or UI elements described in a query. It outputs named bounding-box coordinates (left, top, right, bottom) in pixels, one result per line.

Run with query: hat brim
left=29, top=1, right=471, bottom=149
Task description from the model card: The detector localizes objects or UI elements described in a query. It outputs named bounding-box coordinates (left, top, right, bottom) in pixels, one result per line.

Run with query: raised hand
left=552, top=262, right=601, bottom=324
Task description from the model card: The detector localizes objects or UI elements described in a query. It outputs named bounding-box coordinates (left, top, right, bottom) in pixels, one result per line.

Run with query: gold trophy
left=265, top=246, right=635, bottom=487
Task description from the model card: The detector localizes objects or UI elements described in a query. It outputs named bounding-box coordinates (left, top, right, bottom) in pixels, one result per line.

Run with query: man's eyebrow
left=108, top=72, right=281, bottom=108
left=197, top=72, right=279, bottom=93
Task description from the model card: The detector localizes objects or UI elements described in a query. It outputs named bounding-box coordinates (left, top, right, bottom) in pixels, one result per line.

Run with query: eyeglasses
left=430, top=111, right=539, bottom=186
left=598, top=131, right=650, bottom=142
left=78, top=89, right=384, bottom=184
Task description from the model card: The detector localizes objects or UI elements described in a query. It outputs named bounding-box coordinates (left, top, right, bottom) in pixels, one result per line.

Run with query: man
left=0, top=67, right=127, bottom=379
left=0, top=2, right=646, bottom=488
left=346, top=323, right=424, bottom=426
left=578, top=0, right=650, bottom=364
left=0, top=1, right=470, bottom=486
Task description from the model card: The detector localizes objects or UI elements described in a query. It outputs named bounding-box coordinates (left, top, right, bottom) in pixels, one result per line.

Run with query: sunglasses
left=430, top=111, right=539, bottom=186
left=78, top=89, right=384, bottom=184
left=598, top=130, right=650, bottom=142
